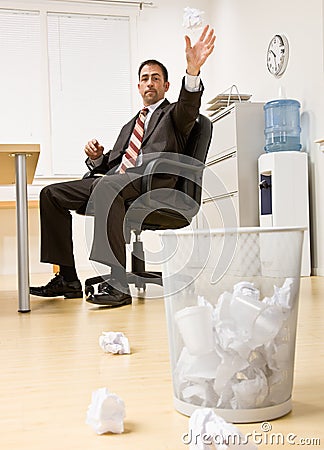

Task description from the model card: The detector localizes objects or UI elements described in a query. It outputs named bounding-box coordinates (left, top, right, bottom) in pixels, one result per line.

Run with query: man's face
left=138, top=64, right=170, bottom=106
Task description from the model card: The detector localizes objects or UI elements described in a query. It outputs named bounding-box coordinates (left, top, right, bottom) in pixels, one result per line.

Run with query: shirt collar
left=145, top=98, right=165, bottom=114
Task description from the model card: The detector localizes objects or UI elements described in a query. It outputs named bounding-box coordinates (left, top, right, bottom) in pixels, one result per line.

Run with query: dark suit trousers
left=39, top=171, right=176, bottom=271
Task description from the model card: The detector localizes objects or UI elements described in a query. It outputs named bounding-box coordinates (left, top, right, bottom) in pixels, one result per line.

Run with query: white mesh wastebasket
left=161, top=227, right=304, bottom=423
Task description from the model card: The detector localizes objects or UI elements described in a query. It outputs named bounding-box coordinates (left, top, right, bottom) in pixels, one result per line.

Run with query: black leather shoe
left=86, top=281, right=132, bottom=307
left=30, top=273, right=83, bottom=298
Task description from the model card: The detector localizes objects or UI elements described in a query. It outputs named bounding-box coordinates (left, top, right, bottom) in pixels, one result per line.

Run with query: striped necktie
left=119, top=107, right=149, bottom=174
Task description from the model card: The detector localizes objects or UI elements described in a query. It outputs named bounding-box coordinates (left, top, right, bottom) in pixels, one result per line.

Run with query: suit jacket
left=88, top=77, right=203, bottom=177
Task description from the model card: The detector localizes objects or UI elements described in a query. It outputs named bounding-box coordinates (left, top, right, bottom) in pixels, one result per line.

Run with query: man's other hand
left=85, top=139, right=104, bottom=160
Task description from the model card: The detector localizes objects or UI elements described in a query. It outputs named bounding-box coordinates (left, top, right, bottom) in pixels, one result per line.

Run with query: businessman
left=30, top=25, right=216, bottom=307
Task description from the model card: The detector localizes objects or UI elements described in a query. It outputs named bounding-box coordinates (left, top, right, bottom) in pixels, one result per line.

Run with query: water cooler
left=258, top=151, right=311, bottom=276
left=259, top=98, right=311, bottom=276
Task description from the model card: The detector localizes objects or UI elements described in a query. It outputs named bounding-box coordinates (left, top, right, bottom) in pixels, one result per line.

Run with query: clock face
left=267, top=34, right=289, bottom=77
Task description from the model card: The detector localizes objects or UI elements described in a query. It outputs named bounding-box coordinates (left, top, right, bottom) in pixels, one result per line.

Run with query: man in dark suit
left=30, top=25, right=215, bottom=307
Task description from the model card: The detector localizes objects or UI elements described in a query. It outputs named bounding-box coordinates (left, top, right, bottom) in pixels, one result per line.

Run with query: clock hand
left=269, top=50, right=277, bottom=71
left=270, top=51, right=278, bottom=70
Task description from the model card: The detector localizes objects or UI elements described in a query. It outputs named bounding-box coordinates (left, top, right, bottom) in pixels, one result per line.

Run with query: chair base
left=84, top=271, right=163, bottom=295
left=84, top=232, right=164, bottom=294
left=127, top=271, right=163, bottom=291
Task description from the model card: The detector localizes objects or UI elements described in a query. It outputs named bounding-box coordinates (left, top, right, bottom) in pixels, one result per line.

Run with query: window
left=0, top=9, right=42, bottom=144
left=0, top=4, right=134, bottom=181
left=47, top=13, right=132, bottom=176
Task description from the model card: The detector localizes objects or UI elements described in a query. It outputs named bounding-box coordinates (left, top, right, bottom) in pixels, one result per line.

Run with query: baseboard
left=312, top=268, right=324, bottom=276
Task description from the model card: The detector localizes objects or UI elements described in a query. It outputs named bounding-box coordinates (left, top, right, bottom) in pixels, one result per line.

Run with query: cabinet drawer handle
left=203, top=192, right=237, bottom=202
left=212, top=108, right=233, bottom=123
left=207, top=151, right=236, bottom=165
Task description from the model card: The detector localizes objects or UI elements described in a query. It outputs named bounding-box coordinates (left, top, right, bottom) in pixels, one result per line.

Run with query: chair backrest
left=174, top=114, right=212, bottom=202
left=182, top=113, right=213, bottom=163
left=127, top=114, right=213, bottom=233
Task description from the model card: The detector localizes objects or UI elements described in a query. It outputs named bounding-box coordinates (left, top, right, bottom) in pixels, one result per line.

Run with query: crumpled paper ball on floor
left=86, top=387, right=125, bottom=435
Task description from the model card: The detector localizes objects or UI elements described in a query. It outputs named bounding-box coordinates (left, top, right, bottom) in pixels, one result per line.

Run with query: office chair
left=83, top=114, right=213, bottom=295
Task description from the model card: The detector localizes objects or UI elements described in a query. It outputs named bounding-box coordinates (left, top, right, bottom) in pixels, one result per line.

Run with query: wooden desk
left=0, top=144, right=40, bottom=312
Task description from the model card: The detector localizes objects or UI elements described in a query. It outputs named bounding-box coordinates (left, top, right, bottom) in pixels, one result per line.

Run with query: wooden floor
left=0, top=274, right=323, bottom=449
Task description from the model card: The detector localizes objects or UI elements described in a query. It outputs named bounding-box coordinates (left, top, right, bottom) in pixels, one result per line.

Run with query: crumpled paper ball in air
left=183, top=7, right=205, bottom=30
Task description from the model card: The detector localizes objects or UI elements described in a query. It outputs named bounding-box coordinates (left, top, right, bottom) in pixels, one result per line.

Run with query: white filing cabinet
left=198, top=102, right=265, bottom=229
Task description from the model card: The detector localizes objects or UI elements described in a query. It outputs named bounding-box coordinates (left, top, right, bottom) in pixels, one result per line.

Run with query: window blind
left=47, top=13, right=133, bottom=176
left=0, top=10, right=42, bottom=145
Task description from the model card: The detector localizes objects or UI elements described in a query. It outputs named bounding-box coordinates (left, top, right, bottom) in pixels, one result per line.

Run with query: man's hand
left=185, top=25, right=216, bottom=76
left=84, top=139, right=104, bottom=160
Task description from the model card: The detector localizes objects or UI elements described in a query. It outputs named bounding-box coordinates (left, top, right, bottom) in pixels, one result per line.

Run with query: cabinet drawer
left=208, top=109, right=236, bottom=161
left=203, top=153, right=238, bottom=200
left=199, top=194, right=239, bottom=229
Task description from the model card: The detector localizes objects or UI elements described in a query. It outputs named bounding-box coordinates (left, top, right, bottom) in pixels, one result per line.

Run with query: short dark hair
left=138, top=59, right=168, bottom=82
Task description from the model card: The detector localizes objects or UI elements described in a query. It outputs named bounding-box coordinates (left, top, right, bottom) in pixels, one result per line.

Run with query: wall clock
left=266, top=34, right=289, bottom=77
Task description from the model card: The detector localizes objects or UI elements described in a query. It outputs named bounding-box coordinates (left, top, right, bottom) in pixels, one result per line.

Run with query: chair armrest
left=141, top=156, right=205, bottom=193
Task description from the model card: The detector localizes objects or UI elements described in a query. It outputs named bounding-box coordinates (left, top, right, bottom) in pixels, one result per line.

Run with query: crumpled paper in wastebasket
left=174, top=278, right=296, bottom=409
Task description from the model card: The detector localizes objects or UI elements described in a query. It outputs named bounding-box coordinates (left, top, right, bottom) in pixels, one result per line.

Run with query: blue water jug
left=264, top=99, right=302, bottom=152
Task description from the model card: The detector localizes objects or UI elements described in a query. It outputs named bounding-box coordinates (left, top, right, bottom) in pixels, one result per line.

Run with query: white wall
left=210, top=0, right=324, bottom=275
left=2, top=0, right=324, bottom=276
left=133, top=0, right=214, bottom=106
left=130, top=0, right=324, bottom=275
left=0, top=0, right=214, bottom=276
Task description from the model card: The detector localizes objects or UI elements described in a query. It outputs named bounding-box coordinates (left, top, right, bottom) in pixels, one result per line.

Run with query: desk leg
left=15, top=154, right=30, bottom=313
